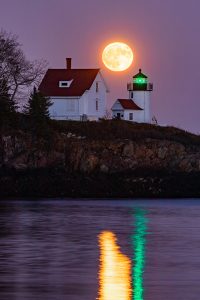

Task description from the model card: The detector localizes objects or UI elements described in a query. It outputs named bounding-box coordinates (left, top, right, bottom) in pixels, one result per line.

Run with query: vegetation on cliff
left=50, top=119, right=200, bottom=145
left=3, top=113, right=200, bottom=144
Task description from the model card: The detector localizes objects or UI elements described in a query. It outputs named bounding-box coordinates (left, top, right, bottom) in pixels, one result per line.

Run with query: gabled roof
left=133, top=69, right=148, bottom=79
left=118, top=99, right=143, bottom=110
left=39, top=69, right=100, bottom=97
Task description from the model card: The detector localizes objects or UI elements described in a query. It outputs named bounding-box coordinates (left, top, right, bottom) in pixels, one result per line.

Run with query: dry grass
left=49, top=119, right=200, bottom=146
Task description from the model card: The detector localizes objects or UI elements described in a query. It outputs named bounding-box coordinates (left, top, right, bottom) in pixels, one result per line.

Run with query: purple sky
left=1, top=0, right=200, bottom=133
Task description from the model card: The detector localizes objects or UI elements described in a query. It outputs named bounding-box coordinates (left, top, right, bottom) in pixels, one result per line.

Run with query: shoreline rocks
left=0, top=131, right=200, bottom=198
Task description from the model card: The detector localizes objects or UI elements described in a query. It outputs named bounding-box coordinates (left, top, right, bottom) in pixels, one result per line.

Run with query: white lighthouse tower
left=112, top=69, right=153, bottom=123
left=127, top=69, right=153, bottom=123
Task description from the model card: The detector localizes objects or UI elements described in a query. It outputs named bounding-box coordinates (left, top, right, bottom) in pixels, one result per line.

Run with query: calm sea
left=0, top=199, right=200, bottom=300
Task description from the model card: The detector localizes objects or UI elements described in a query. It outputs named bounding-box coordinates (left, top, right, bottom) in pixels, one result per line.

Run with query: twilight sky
left=0, top=0, right=200, bottom=133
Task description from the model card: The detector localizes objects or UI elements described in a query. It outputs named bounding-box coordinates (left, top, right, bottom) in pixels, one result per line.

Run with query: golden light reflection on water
left=97, top=231, right=132, bottom=300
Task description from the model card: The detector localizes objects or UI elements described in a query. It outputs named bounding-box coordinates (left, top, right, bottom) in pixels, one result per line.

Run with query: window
left=96, top=99, right=99, bottom=111
left=60, top=82, right=68, bottom=87
left=131, top=92, right=133, bottom=98
left=96, top=82, right=99, bottom=93
left=59, top=80, right=73, bottom=88
left=129, top=113, right=133, bottom=121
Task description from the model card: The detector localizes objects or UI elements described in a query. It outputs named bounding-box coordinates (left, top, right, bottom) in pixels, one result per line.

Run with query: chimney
left=66, top=58, right=72, bottom=69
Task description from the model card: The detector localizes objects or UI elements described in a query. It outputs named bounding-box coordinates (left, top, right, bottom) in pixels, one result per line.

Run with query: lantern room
left=127, top=69, right=153, bottom=92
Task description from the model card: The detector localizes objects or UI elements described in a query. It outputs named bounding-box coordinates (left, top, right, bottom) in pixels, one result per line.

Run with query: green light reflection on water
left=132, top=209, right=148, bottom=300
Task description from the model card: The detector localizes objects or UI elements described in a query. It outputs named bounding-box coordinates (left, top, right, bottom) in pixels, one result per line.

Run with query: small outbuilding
left=111, top=99, right=143, bottom=121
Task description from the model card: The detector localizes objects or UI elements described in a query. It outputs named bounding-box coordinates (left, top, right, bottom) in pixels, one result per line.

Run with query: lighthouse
left=127, top=69, right=153, bottom=123
left=111, top=69, right=153, bottom=123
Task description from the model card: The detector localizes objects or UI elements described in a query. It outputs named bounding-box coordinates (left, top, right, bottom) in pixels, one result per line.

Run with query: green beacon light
left=133, top=69, right=148, bottom=85
left=135, top=77, right=146, bottom=84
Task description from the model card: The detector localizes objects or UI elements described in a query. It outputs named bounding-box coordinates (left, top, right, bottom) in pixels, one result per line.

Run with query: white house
left=39, top=58, right=109, bottom=121
left=111, top=69, right=153, bottom=123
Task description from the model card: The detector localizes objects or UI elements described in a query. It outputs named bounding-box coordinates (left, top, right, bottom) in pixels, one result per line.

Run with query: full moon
left=102, top=42, right=133, bottom=72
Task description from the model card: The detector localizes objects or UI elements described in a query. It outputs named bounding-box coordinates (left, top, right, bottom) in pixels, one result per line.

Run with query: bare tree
left=0, top=29, right=47, bottom=107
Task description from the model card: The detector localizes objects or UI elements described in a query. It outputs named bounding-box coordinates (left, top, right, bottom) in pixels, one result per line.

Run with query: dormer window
left=59, top=80, right=73, bottom=88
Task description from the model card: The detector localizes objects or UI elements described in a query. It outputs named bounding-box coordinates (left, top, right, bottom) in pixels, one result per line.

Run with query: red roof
left=39, top=69, right=100, bottom=97
left=118, top=99, right=143, bottom=110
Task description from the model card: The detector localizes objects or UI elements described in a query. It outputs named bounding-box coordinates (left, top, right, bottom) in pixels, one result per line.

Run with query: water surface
left=0, top=199, right=200, bottom=299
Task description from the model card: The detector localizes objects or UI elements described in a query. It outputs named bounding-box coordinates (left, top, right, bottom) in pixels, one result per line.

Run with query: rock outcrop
left=1, top=133, right=200, bottom=173
left=0, top=129, right=200, bottom=198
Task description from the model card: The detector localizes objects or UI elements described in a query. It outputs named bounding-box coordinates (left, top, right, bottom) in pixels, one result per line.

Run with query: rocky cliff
left=1, top=132, right=200, bottom=173
left=0, top=121, right=200, bottom=198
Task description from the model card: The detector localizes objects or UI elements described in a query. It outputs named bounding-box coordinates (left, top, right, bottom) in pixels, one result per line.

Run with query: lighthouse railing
left=127, top=83, right=153, bottom=91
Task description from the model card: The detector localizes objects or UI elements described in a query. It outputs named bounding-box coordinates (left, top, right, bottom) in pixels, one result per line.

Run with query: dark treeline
left=0, top=83, right=52, bottom=134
